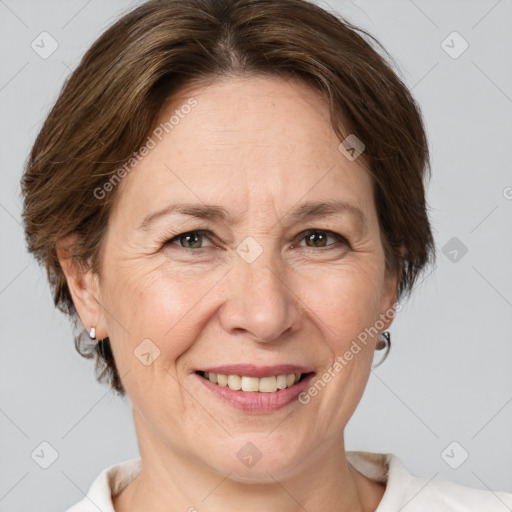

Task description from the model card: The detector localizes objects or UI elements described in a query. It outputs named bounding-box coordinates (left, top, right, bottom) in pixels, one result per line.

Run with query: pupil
left=308, top=232, right=326, bottom=247
left=183, top=233, right=201, bottom=248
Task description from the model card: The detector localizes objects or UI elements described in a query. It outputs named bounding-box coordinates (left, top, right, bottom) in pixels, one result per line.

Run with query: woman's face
left=83, top=76, right=398, bottom=480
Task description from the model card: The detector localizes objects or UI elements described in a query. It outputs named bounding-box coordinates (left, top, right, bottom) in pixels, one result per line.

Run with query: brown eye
left=299, top=229, right=348, bottom=249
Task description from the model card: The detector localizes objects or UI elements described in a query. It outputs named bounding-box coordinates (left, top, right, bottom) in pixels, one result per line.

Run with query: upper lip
left=197, top=364, right=314, bottom=378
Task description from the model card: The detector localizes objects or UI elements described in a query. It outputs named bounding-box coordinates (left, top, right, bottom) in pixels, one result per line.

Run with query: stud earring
left=89, top=326, right=96, bottom=340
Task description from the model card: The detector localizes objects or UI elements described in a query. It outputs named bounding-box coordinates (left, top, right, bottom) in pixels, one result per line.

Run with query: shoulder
left=347, top=450, right=512, bottom=512
left=63, top=458, right=142, bottom=512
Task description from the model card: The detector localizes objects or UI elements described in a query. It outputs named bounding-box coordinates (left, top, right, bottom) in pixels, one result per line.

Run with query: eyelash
left=163, top=229, right=350, bottom=251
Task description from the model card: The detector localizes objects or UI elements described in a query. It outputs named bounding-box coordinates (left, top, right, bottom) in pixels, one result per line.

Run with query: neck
left=113, top=412, right=384, bottom=512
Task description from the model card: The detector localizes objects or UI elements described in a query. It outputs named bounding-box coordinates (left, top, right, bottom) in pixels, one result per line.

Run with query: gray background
left=1, top=0, right=511, bottom=510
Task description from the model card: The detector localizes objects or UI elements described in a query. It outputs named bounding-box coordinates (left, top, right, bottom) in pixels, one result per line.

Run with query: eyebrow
left=137, top=200, right=366, bottom=230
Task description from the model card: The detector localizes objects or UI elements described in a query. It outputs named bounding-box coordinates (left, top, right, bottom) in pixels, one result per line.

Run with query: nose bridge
left=221, top=235, right=300, bottom=343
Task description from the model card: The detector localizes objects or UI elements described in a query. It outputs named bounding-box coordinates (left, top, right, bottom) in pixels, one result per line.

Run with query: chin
left=196, top=432, right=312, bottom=483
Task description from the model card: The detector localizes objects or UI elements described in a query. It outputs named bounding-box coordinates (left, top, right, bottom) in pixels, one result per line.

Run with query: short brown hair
left=21, top=0, right=435, bottom=396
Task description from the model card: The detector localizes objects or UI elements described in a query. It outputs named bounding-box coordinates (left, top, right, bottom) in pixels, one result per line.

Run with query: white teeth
left=259, top=376, right=277, bottom=393
left=241, top=376, right=259, bottom=392
left=227, top=374, right=242, bottom=390
left=217, top=373, right=228, bottom=387
left=276, top=374, right=288, bottom=389
left=202, top=372, right=303, bottom=392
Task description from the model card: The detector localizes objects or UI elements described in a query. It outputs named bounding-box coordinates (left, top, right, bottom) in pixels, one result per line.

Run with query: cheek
left=101, top=260, right=218, bottom=377
left=303, top=259, right=384, bottom=414
left=305, top=278, right=379, bottom=434
left=310, top=257, right=386, bottom=342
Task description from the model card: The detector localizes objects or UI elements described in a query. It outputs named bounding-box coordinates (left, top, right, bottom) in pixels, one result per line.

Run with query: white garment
left=65, top=451, right=512, bottom=511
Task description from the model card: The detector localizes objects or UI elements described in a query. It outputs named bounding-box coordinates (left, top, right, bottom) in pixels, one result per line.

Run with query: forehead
left=160, top=75, right=336, bottom=156
left=112, top=75, right=374, bottom=227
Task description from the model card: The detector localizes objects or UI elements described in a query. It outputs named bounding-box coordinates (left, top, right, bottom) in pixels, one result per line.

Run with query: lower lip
left=195, top=372, right=316, bottom=413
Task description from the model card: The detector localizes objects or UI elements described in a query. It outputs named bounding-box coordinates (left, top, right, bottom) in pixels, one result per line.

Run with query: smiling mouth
left=196, top=371, right=312, bottom=393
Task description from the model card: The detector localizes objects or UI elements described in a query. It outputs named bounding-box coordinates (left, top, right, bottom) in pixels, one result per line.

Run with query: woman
left=20, top=0, right=512, bottom=510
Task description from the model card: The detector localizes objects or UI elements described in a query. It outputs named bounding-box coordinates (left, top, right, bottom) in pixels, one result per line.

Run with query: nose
left=218, top=249, right=302, bottom=343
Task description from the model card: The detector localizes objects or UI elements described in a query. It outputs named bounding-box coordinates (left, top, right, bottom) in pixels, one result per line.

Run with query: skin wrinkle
left=59, top=75, right=397, bottom=512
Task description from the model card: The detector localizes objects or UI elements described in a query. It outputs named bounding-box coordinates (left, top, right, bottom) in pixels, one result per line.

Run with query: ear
left=380, top=274, right=399, bottom=330
left=379, top=247, right=404, bottom=331
left=56, top=234, right=108, bottom=339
